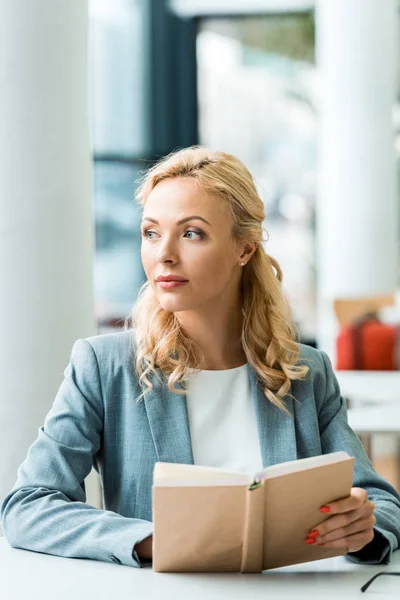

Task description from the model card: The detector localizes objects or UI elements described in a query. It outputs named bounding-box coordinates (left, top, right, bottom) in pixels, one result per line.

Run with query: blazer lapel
left=143, top=374, right=194, bottom=465
left=143, top=365, right=297, bottom=470
left=248, top=364, right=298, bottom=468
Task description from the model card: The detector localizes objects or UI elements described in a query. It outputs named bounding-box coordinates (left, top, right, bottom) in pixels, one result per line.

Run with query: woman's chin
left=158, top=298, right=191, bottom=313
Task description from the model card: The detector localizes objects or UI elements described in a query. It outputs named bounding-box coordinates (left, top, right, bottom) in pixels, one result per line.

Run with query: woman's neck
left=175, top=307, right=246, bottom=370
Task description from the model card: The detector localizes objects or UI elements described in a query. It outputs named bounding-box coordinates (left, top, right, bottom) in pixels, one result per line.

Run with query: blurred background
left=91, top=0, right=318, bottom=341
left=1, top=0, right=400, bottom=514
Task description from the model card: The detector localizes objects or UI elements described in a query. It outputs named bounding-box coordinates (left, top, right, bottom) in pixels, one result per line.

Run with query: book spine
left=240, top=483, right=265, bottom=573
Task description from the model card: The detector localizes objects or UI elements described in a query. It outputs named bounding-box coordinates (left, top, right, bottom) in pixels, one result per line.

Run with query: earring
left=240, top=262, right=245, bottom=266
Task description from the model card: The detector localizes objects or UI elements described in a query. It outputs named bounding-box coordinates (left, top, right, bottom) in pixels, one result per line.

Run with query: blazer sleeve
left=0, top=339, right=153, bottom=568
left=318, top=350, right=400, bottom=564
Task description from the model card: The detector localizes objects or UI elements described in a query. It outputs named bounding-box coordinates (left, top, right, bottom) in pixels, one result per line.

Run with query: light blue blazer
left=1, top=330, right=400, bottom=567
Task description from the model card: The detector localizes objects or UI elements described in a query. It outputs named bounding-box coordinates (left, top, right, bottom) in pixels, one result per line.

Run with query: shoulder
left=83, top=329, right=134, bottom=356
left=297, top=342, right=327, bottom=372
left=293, top=343, right=335, bottom=406
left=70, top=329, right=136, bottom=373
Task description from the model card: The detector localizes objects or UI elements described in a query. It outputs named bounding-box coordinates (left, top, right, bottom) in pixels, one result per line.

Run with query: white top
left=185, top=363, right=264, bottom=475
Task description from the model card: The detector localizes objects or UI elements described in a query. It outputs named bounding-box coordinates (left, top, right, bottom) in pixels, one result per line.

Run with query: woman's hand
left=305, top=487, right=376, bottom=553
left=134, top=535, right=153, bottom=561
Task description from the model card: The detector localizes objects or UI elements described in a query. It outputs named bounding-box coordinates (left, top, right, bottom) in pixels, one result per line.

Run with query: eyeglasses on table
left=361, top=570, right=400, bottom=592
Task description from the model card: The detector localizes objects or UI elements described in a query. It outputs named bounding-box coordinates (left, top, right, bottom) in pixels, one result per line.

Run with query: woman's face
left=141, top=177, right=245, bottom=314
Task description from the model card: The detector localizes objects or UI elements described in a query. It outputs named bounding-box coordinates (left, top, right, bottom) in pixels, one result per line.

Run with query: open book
left=152, top=451, right=355, bottom=572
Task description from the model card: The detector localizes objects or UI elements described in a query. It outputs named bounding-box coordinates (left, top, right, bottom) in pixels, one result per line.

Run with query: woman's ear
left=239, top=242, right=258, bottom=262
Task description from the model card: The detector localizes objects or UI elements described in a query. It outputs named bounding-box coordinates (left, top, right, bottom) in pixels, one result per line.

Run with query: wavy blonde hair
left=127, top=146, right=309, bottom=412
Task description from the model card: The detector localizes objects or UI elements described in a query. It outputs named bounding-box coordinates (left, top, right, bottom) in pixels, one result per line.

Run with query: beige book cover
left=152, top=451, right=355, bottom=573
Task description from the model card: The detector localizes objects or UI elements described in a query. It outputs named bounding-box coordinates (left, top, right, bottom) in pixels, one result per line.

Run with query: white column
left=315, top=0, right=399, bottom=359
left=0, top=1, right=98, bottom=517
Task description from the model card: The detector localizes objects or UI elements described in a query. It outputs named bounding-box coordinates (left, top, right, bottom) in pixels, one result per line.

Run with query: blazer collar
left=143, top=364, right=297, bottom=469
left=247, top=365, right=297, bottom=467
left=143, top=373, right=194, bottom=465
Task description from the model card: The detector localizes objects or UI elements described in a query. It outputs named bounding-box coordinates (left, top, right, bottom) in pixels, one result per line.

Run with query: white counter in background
left=335, top=371, right=400, bottom=406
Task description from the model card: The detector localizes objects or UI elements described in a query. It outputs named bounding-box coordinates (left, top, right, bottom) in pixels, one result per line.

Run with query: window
left=197, top=13, right=316, bottom=343
left=89, top=0, right=149, bottom=331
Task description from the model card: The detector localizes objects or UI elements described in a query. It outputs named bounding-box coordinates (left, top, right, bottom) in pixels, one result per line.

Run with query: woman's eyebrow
left=141, top=215, right=212, bottom=226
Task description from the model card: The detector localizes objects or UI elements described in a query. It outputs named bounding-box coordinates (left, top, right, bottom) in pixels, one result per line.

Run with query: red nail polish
left=320, top=506, right=331, bottom=513
left=305, top=538, right=316, bottom=545
left=308, top=529, right=319, bottom=537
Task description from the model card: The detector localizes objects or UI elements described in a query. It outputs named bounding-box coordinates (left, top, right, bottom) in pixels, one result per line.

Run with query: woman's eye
left=184, top=229, right=204, bottom=240
left=141, top=228, right=204, bottom=240
left=142, top=229, right=157, bottom=239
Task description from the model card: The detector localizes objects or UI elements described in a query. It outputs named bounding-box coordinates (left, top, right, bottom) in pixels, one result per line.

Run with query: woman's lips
left=157, top=280, right=188, bottom=289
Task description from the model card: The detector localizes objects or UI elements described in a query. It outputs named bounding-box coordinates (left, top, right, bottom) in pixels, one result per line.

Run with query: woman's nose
left=156, top=238, right=178, bottom=264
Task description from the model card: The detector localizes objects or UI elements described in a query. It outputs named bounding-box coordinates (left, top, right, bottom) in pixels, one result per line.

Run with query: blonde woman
left=1, top=147, right=400, bottom=567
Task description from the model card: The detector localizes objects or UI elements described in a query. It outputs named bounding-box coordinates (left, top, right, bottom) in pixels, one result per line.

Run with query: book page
left=153, top=462, right=251, bottom=486
left=254, top=451, right=351, bottom=482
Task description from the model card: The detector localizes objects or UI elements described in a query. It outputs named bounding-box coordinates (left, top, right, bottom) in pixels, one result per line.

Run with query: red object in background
left=336, top=316, right=399, bottom=370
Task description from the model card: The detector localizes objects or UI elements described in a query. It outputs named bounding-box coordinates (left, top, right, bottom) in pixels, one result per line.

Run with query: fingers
left=322, top=487, right=369, bottom=514
left=315, top=515, right=376, bottom=544
left=305, top=489, right=376, bottom=554
left=316, top=528, right=375, bottom=553
left=311, top=499, right=375, bottom=538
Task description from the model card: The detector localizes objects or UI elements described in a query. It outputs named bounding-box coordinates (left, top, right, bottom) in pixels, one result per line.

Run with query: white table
left=335, top=371, right=400, bottom=481
left=1, top=538, right=399, bottom=600
left=347, top=406, right=400, bottom=487
left=347, top=407, right=400, bottom=435
left=335, top=371, right=400, bottom=406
